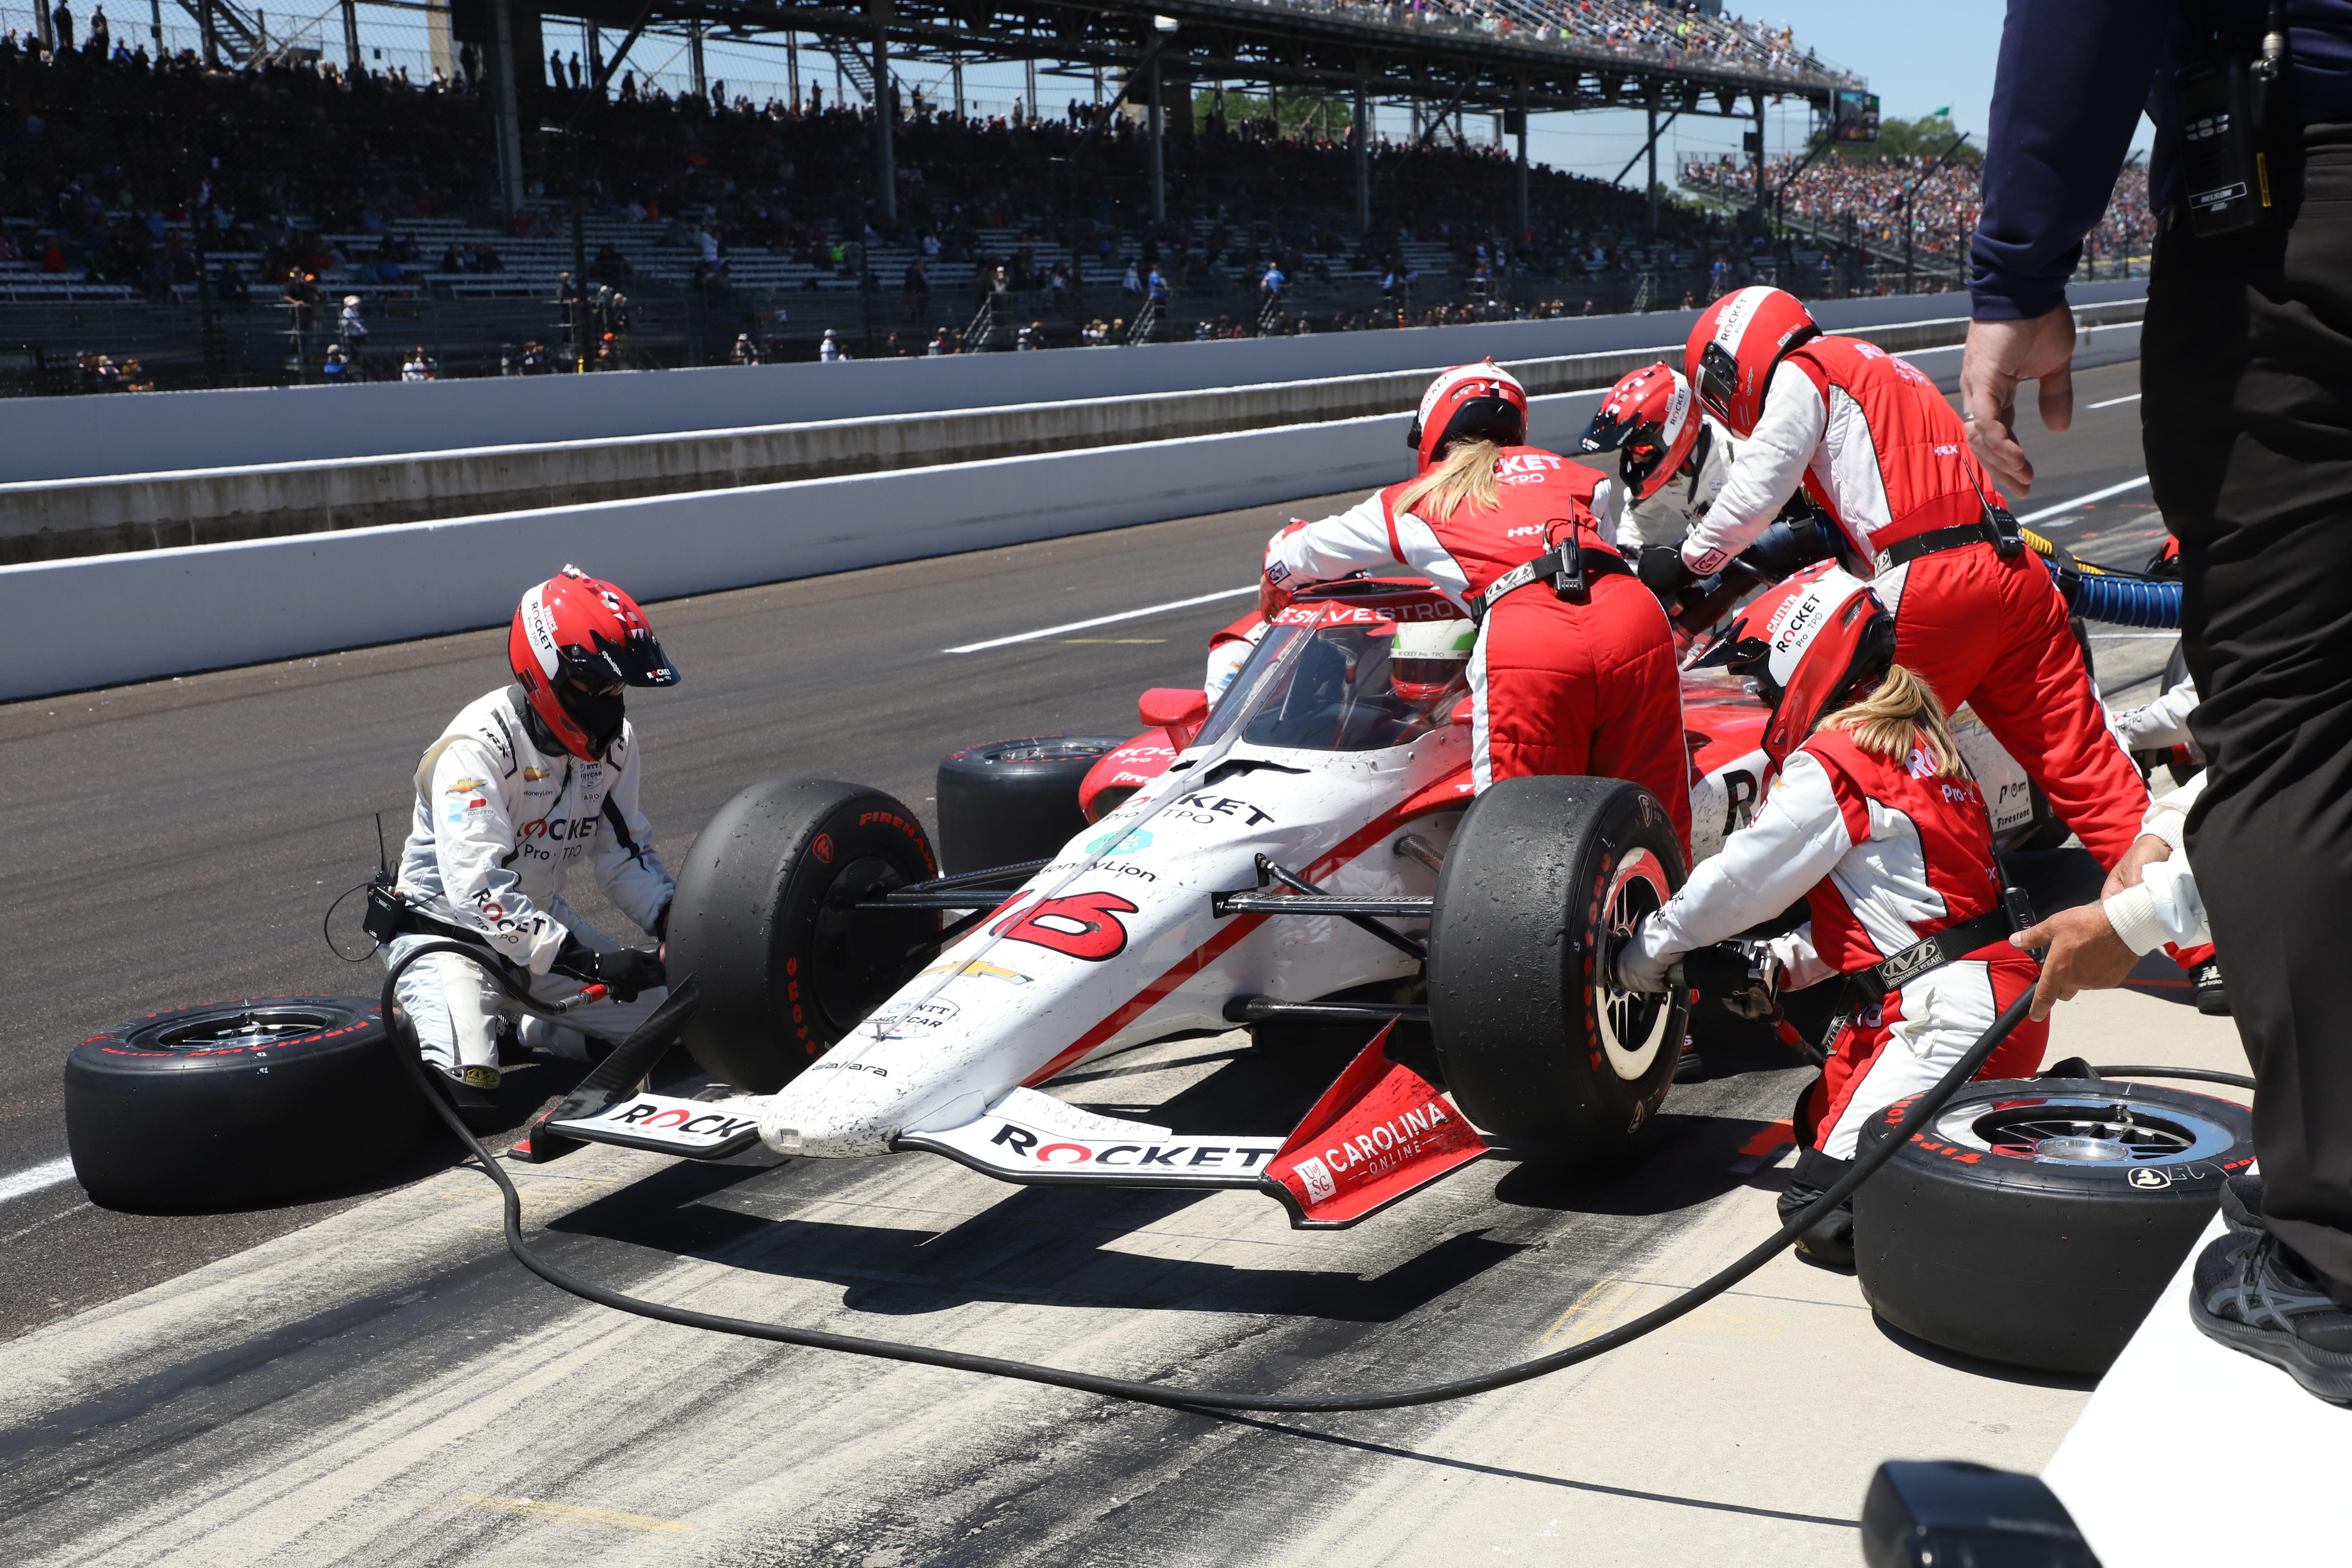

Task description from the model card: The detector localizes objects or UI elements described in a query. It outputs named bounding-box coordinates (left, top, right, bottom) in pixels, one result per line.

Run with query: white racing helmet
left=1390, top=618, right=1476, bottom=705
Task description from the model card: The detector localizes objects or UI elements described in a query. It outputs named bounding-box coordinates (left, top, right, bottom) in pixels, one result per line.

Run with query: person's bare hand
left=1962, top=310, right=2077, bottom=497
left=2101, top=833, right=2173, bottom=900
left=2012, top=903, right=2139, bottom=1020
left=1256, top=576, right=1289, bottom=621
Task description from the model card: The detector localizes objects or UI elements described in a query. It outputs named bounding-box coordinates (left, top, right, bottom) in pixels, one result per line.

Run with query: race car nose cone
left=2032, top=1135, right=2132, bottom=1163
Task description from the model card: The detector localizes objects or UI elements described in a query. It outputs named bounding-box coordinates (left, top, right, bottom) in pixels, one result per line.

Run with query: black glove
left=554, top=938, right=666, bottom=1003
left=1637, top=545, right=1694, bottom=597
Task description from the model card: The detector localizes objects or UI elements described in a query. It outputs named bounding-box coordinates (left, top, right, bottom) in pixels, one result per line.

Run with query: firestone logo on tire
left=812, top=833, right=835, bottom=865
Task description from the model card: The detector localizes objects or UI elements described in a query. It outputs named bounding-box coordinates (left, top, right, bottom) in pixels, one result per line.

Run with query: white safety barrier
left=1, top=317, right=2141, bottom=703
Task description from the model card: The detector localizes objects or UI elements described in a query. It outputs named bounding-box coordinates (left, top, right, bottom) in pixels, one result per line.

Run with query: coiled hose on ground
left=381, top=942, right=2240, bottom=1413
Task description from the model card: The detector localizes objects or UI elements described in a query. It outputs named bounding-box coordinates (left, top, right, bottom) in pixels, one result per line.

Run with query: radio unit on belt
left=2174, top=0, right=2289, bottom=238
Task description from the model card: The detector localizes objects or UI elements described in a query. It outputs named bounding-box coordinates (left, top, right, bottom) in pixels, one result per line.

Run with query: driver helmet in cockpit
left=1390, top=617, right=1476, bottom=707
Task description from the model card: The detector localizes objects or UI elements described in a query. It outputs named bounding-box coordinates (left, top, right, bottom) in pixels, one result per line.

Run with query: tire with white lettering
left=936, top=737, right=1129, bottom=874
left=63, top=995, right=426, bottom=1211
left=1427, top=775, right=1690, bottom=1156
left=1853, top=1079, right=2254, bottom=1374
left=666, top=778, right=940, bottom=1093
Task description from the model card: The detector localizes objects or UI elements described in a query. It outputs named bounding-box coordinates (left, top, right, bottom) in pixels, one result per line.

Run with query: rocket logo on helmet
left=507, top=564, right=682, bottom=762
left=1694, top=567, right=1893, bottom=774
left=1405, top=360, right=1530, bottom=473
left=1685, top=286, right=1820, bottom=439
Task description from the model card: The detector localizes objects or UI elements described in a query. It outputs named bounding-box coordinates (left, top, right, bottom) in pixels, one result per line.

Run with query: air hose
left=2061, top=571, right=2182, bottom=628
left=384, top=941, right=2048, bottom=1413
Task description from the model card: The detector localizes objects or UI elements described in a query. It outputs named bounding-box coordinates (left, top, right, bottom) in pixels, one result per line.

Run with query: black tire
left=1854, top=1079, right=2254, bottom=1374
left=64, top=995, right=427, bottom=1211
left=936, top=736, right=1129, bottom=873
left=666, top=778, right=940, bottom=1093
left=1427, top=776, right=1690, bottom=1155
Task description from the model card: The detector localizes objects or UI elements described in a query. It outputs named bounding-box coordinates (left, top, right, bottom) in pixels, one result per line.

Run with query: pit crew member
left=1641, top=286, right=2149, bottom=868
left=1613, top=572, right=2048, bottom=1265
left=1257, top=361, right=1690, bottom=853
left=387, top=565, right=681, bottom=1127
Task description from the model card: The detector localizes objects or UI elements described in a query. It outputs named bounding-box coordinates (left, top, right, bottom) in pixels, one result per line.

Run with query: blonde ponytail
left=1820, top=663, right=1968, bottom=778
left=1392, top=438, right=1504, bottom=521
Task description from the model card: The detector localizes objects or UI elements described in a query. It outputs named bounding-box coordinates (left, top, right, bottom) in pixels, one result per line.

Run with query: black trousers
left=2142, top=123, right=2352, bottom=1302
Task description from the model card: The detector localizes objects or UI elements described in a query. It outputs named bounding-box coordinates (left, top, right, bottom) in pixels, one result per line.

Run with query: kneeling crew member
left=1646, top=286, right=2148, bottom=868
left=1614, top=572, right=2048, bottom=1264
left=388, top=565, right=681, bottom=1127
left=1259, top=361, right=1690, bottom=854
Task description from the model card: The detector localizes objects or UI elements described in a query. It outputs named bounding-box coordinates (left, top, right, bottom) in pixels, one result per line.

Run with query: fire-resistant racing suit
left=1622, top=726, right=2048, bottom=1161
left=1262, top=447, right=1690, bottom=853
left=389, top=687, right=676, bottom=1083
left=1675, top=336, right=2148, bottom=867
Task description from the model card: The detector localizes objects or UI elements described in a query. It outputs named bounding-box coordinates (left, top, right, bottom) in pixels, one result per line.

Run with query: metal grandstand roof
left=557, top=0, right=1862, bottom=118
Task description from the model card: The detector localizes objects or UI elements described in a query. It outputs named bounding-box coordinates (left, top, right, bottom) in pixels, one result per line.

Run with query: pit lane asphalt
left=0, top=358, right=2164, bottom=1563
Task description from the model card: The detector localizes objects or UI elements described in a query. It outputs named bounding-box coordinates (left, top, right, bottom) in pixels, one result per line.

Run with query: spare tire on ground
left=64, top=994, right=427, bottom=1211
left=1427, top=775, right=1689, bottom=1158
left=665, top=777, right=940, bottom=1093
left=1854, top=1078, right=2254, bottom=1374
left=936, top=736, right=1129, bottom=873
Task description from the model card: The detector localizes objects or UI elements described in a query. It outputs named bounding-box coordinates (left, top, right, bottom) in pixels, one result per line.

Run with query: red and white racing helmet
left=508, top=564, right=680, bottom=760
left=1684, top=286, right=1820, bottom=439
left=1697, top=566, right=1894, bottom=771
left=1406, top=361, right=1528, bottom=472
left=1581, top=362, right=1704, bottom=502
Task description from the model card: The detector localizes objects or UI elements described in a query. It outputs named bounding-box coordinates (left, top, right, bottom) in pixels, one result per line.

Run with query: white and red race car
left=528, top=572, right=2049, bottom=1229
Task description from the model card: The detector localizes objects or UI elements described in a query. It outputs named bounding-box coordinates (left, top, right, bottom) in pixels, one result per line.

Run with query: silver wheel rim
left=1595, top=848, right=1673, bottom=1081
left=1932, top=1094, right=2241, bottom=1166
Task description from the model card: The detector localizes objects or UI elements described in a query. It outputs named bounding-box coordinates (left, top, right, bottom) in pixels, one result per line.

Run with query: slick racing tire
left=64, top=995, right=427, bottom=1211
left=666, top=778, right=939, bottom=1093
left=1853, top=1078, right=2254, bottom=1375
left=1427, top=776, right=1690, bottom=1156
left=936, top=736, right=1129, bottom=874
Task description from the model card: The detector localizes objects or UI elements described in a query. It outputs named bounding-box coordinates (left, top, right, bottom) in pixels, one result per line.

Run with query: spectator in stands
left=322, top=342, right=351, bottom=384
left=1121, top=259, right=1142, bottom=298
left=902, top=257, right=928, bottom=319
left=87, top=5, right=104, bottom=54
left=1262, top=260, right=1286, bottom=302
left=402, top=346, right=433, bottom=381
left=50, top=1, right=70, bottom=52
left=927, top=329, right=948, bottom=356
left=732, top=332, right=760, bottom=366
left=819, top=328, right=843, bottom=363
left=340, top=294, right=368, bottom=353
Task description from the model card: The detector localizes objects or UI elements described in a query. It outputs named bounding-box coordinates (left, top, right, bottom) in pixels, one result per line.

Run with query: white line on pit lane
left=943, top=585, right=1257, bottom=654
left=0, top=1156, right=78, bottom=1206
left=2020, top=475, right=2150, bottom=528
left=2089, top=393, right=2143, bottom=409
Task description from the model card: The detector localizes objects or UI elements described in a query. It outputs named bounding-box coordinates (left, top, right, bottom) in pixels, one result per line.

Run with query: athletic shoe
left=1673, top=1038, right=1706, bottom=1083
left=2194, top=962, right=2232, bottom=1016
left=2188, top=1232, right=2352, bottom=1404
left=2219, top=1170, right=2265, bottom=1233
left=435, top=1065, right=506, bottom=1134
left=1777, top=1147, right=1856, bottom=1268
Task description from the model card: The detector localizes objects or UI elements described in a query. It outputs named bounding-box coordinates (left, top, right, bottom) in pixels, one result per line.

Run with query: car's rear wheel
left=1427, top=776, right=1689, bottom=1156
left=936, top=736, right=1128, bottom=873
left=1853, top=1078, right=2253, bottom=1374
left=665, top=779, right=940, bottom=1092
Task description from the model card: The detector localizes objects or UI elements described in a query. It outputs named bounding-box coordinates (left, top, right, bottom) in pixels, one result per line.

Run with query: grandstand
left=0, top=0, right=1867, bottom=386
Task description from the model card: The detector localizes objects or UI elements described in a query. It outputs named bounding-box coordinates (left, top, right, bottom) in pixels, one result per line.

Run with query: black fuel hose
left=383, top=942, right=2037, bottom=1413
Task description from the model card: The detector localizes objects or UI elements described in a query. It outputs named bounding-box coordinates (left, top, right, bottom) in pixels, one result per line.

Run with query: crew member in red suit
left=1616, top=571, right=2047, bottom=1265
left=1637, top=286, right=2147, bottom=868
left=1257, top=361, right=1690, bottom=855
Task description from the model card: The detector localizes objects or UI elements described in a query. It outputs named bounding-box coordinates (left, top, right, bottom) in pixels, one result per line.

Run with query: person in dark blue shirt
left=1964, top=0, right=2352, bottom=1405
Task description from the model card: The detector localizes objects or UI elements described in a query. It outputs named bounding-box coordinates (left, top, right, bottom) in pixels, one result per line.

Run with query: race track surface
left=0, top=359, right=2171, bottom=1564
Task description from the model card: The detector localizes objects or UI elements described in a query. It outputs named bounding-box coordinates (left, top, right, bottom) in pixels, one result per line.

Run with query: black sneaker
left=2219, top=1170, right=2265, bottom=1233
left=1674, top=1038, right=1706, bottom=1083
left=1777, top=1146, right=1856, bottom=1268
left=434, top=1065, right=506, bottom=1134
left=2194, top=962, right=2232, bottom=1016
left=2189, top=1232, right=2352, bottom=1404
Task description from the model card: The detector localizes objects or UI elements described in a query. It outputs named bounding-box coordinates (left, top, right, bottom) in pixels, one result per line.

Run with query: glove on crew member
left=387, top=565, right=680, bottom=1125
left=1259, top=361, right=1691, bottom=855
left=1615, top=573, right=2049, bottom=1265
left=1657, top=287, right=2149, bottom=868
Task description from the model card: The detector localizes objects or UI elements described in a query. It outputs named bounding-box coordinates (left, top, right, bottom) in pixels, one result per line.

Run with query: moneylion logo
left=1085, top=827, right=1153, bottom=858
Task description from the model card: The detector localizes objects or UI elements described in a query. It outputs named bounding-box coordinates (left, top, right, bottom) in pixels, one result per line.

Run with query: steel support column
left=874, top=0, right=896, bottom=223
left=1514, top=86, right=1529, bottom=238
left=490, top=0, right=526, bottom=216
left=1645, top=93, right=1660, bottom=233
left=1753, top=94, right=1767, bottom=216
left=1353, top=81, right=1370, bottom=231
left=1149, top=50, right=1165, bottom=223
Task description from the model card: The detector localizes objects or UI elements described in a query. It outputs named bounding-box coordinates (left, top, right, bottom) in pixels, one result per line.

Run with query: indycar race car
left=521, top=570, right=2056, bottom=1231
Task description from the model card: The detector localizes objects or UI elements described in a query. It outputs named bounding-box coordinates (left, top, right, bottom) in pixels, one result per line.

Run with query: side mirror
left=1449, top=698, right=1475, bottom=728
left=1138, top=688, right=1210, bottom=730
